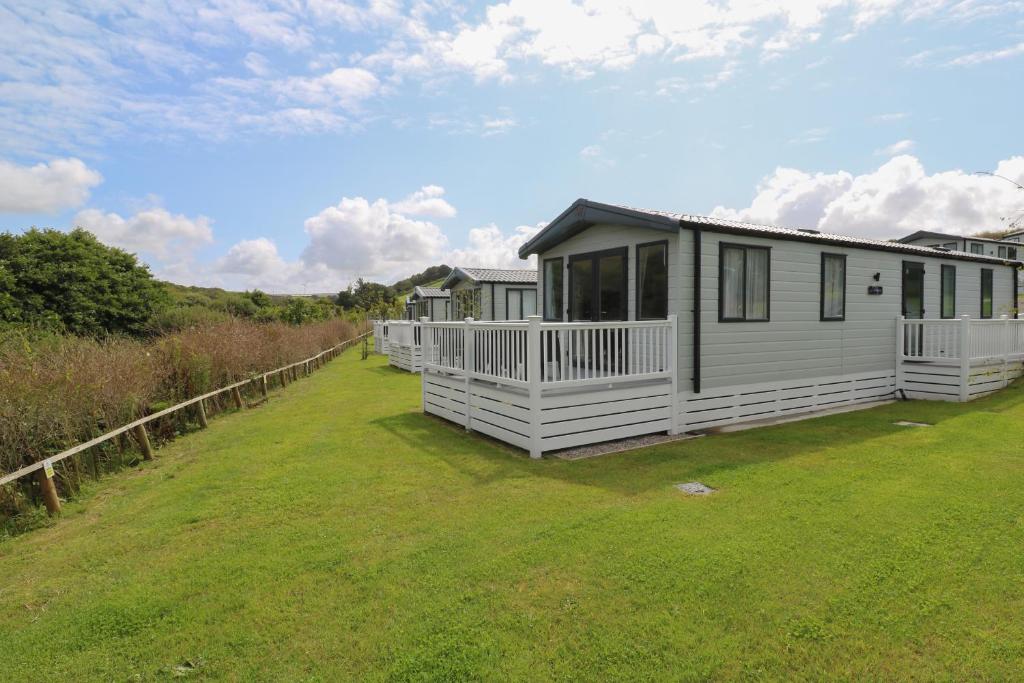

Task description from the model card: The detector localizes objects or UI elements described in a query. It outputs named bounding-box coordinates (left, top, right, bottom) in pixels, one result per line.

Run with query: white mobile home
left=897, top=229, right=1021, bottom=261
left=409, top=286, right=450, bottom=321
left=420, top=199, right=1023, bottom=458
left=441, top=267, right=538, bottom=321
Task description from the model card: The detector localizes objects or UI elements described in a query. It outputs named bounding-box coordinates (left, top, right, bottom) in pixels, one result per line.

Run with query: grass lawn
left=3, top=348, right=1024, bottom=681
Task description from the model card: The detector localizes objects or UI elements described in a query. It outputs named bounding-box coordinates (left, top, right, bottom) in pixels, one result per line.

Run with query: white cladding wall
left=536, top=223, right=1017, bottom=391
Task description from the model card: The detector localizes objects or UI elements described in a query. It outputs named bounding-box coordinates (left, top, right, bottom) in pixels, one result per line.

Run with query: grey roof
left=441, top=266, right=537, bottom=289
left=518, top=198, right=1022, bottom=266
left=412, top=286, right=449, bottom=299
left=896, top=229, right=1019, bottom=245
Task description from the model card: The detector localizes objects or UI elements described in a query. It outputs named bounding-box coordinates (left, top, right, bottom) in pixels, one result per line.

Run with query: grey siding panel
left=536, top=222, right=1018, bottom=393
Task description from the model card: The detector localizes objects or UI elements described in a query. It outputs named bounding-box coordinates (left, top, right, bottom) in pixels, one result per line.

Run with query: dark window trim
left=940, top=264, right=956, bottom=319
left=504, top=287, right=537, bottom=320
left=542, top=257, right=563, bottom=321
left=980, top=268, right=994, bottom=319
left=970, top=243, right=984, bottom=255
left=635, top=239, right=669, bottom=320
left=718, top=242, right=771, bottom=323
left=819, top=252, right=847, bottom=321
left=901, top=261, right=925, bottom=318
left=568, top=246, right=628, bottom=321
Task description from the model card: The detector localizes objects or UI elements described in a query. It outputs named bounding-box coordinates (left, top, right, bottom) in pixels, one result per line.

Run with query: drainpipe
left=490, top=283, right=496, bottom=321
left=693, top=227, right=702, bottom=393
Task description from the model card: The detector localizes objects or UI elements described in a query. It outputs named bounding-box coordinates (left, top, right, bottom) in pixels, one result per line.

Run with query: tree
left=0, top=228, right=168, bottom=336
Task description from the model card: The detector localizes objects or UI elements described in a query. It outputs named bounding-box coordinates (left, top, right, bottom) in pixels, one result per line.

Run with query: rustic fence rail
left=1, top=330, right=371, bottom=511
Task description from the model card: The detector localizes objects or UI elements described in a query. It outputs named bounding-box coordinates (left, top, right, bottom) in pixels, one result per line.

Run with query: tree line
left=0, top=228, right=451, bottom=338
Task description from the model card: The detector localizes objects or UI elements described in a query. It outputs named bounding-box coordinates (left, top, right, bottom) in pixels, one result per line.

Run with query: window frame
left=980, top=268, right=993, bottom=319
left=819, top=252, right=847, bottom=322
left=970, top=243, right=984, bottom=255
left=1009, top=246, right=1018, bottom=260
left=567, top=247, right=628, bottom=322
left=718, top=242, right=771, bottom=323
left=998, top=246, right=1008, bottom=258
left=505, top=287, right=538, bottom=320
left=940, top=264, right=956, bottom=319
left=542, top=257, right=564, bottom=321
left=635, top=240, right=670, bottom=320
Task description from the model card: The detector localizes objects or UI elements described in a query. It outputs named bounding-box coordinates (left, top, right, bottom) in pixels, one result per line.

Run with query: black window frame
left=998, top=246, right=1008, bottom=258
left=568, top=247, right=628, bottom=322
left=980, top=268, right=993, bottom=319
left=635, top=240, right=669, bottom=320
left=1009, top=246, right=1018, bottom=260
left=505, top=287, right=537, bottom=320
left=970, top=243, right=984, bottom=255
left=718, top=242, right=771, bottom=323
left=542, top=257, right=564, bottom=321
left=940, top=264, right=956, bottom=319
left=819, top=252, right=847, bottom=322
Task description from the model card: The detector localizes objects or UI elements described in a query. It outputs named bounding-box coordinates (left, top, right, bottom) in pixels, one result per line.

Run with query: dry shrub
left=0, top=317, right=366, bottom=523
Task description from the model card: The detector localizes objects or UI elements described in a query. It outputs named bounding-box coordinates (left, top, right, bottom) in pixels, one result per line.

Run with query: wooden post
left=36, top=467, right=61, bottom=515
left=196, top=399, right=209, bottom=428
left=419, top=317, right=431, bottom=412
left=959, top=314, right=971, bottom=402
left=133, top=423, right=154, bottom=461
left=527, top=316, right=542, bottom=459
left=231, top=386, right=244, bottom=410
left=463, top=318, right=474, bottom=432
left=260, top=375, right=269, bottom=398
left=667, top=314, right=680, bottom=435
left=894, top=316, right=905, bottom=397
left=1001, top=314, right=1011, bottom=388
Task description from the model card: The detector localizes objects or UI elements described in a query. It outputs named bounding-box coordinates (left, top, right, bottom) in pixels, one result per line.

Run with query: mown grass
left=2, top=348, right=1023, bottom=680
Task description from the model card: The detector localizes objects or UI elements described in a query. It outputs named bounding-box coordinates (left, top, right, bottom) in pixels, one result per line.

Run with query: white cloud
left=390, top=185, right=457, bottom=218
left=0, top=157, right=102, bottom=213
left=711, top=155, right=1024, bottom=239
left=788, top=127, right=830, bottom=144
left=947, top=41, right=1024, bottom=66
left=580, top=144, right=616, bottom=168
left=73, top=207, right=213, bottom=259
left=301, top=193, right=449, bottom=280
left=243, top=51, right=271, bottom=76
left=871, top=111, right=909, bottom=123
left=448, top=223, right=543, bottom=269
left=875, top=139, right=915, bottom=156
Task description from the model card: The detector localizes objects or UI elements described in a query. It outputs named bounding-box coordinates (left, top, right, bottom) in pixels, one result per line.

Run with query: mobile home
left=420, top=199, right=1023, bottom=458
left=441, top=267, right=538, bottom=321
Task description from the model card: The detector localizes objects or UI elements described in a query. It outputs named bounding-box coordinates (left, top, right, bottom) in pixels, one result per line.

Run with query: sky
left=1, top=0, right=1023, bottom=294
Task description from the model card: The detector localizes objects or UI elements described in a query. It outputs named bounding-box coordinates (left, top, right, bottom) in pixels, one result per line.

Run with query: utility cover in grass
left=676, top=482, right=715, bottom=495
left=894, top=421, right=932, bottom=427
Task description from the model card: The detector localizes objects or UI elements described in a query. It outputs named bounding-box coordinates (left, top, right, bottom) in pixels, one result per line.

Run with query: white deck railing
left=899, top=315, right=1024, bottom=363
left=387, top=320, right=422, bottom=347
left=421, top=316, right=676, bottom=388
left=372, top=320, right=390, bottom=353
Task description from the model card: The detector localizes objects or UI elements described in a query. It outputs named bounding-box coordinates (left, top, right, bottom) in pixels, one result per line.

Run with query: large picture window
left=636, top=241, right=668, bottom=319
left=543, top=258, right=563, bottom=321
left=506, top=288, right=538, bottom=320
left=941, top=265, right=956, bottom=318
left=820, top=253, right=846, bottom=321
left=980, top=268, right=993, bottom=318
left=719, top=243, right=770, bottom=322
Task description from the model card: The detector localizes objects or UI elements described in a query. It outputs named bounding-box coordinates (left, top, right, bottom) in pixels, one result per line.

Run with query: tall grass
left=0, top=317, right=366, bottom=533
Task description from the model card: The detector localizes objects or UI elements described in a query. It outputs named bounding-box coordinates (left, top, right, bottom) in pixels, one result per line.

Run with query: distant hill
left=390, top=265, right=451, bottom=297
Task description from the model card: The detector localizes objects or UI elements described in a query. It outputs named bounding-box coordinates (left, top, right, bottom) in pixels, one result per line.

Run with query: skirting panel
left=679, top=370, right=897, bottom=431
left=899, top=360, right=1024, bottom=401
left=388, top=344, right=423, bottom=372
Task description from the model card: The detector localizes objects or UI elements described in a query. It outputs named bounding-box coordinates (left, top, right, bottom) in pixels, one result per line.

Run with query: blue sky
left=1, top=0, right=1023, bottom=293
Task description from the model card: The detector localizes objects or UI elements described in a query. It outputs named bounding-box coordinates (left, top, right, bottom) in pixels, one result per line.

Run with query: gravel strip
left=552, top=432, right=702, bottom=460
